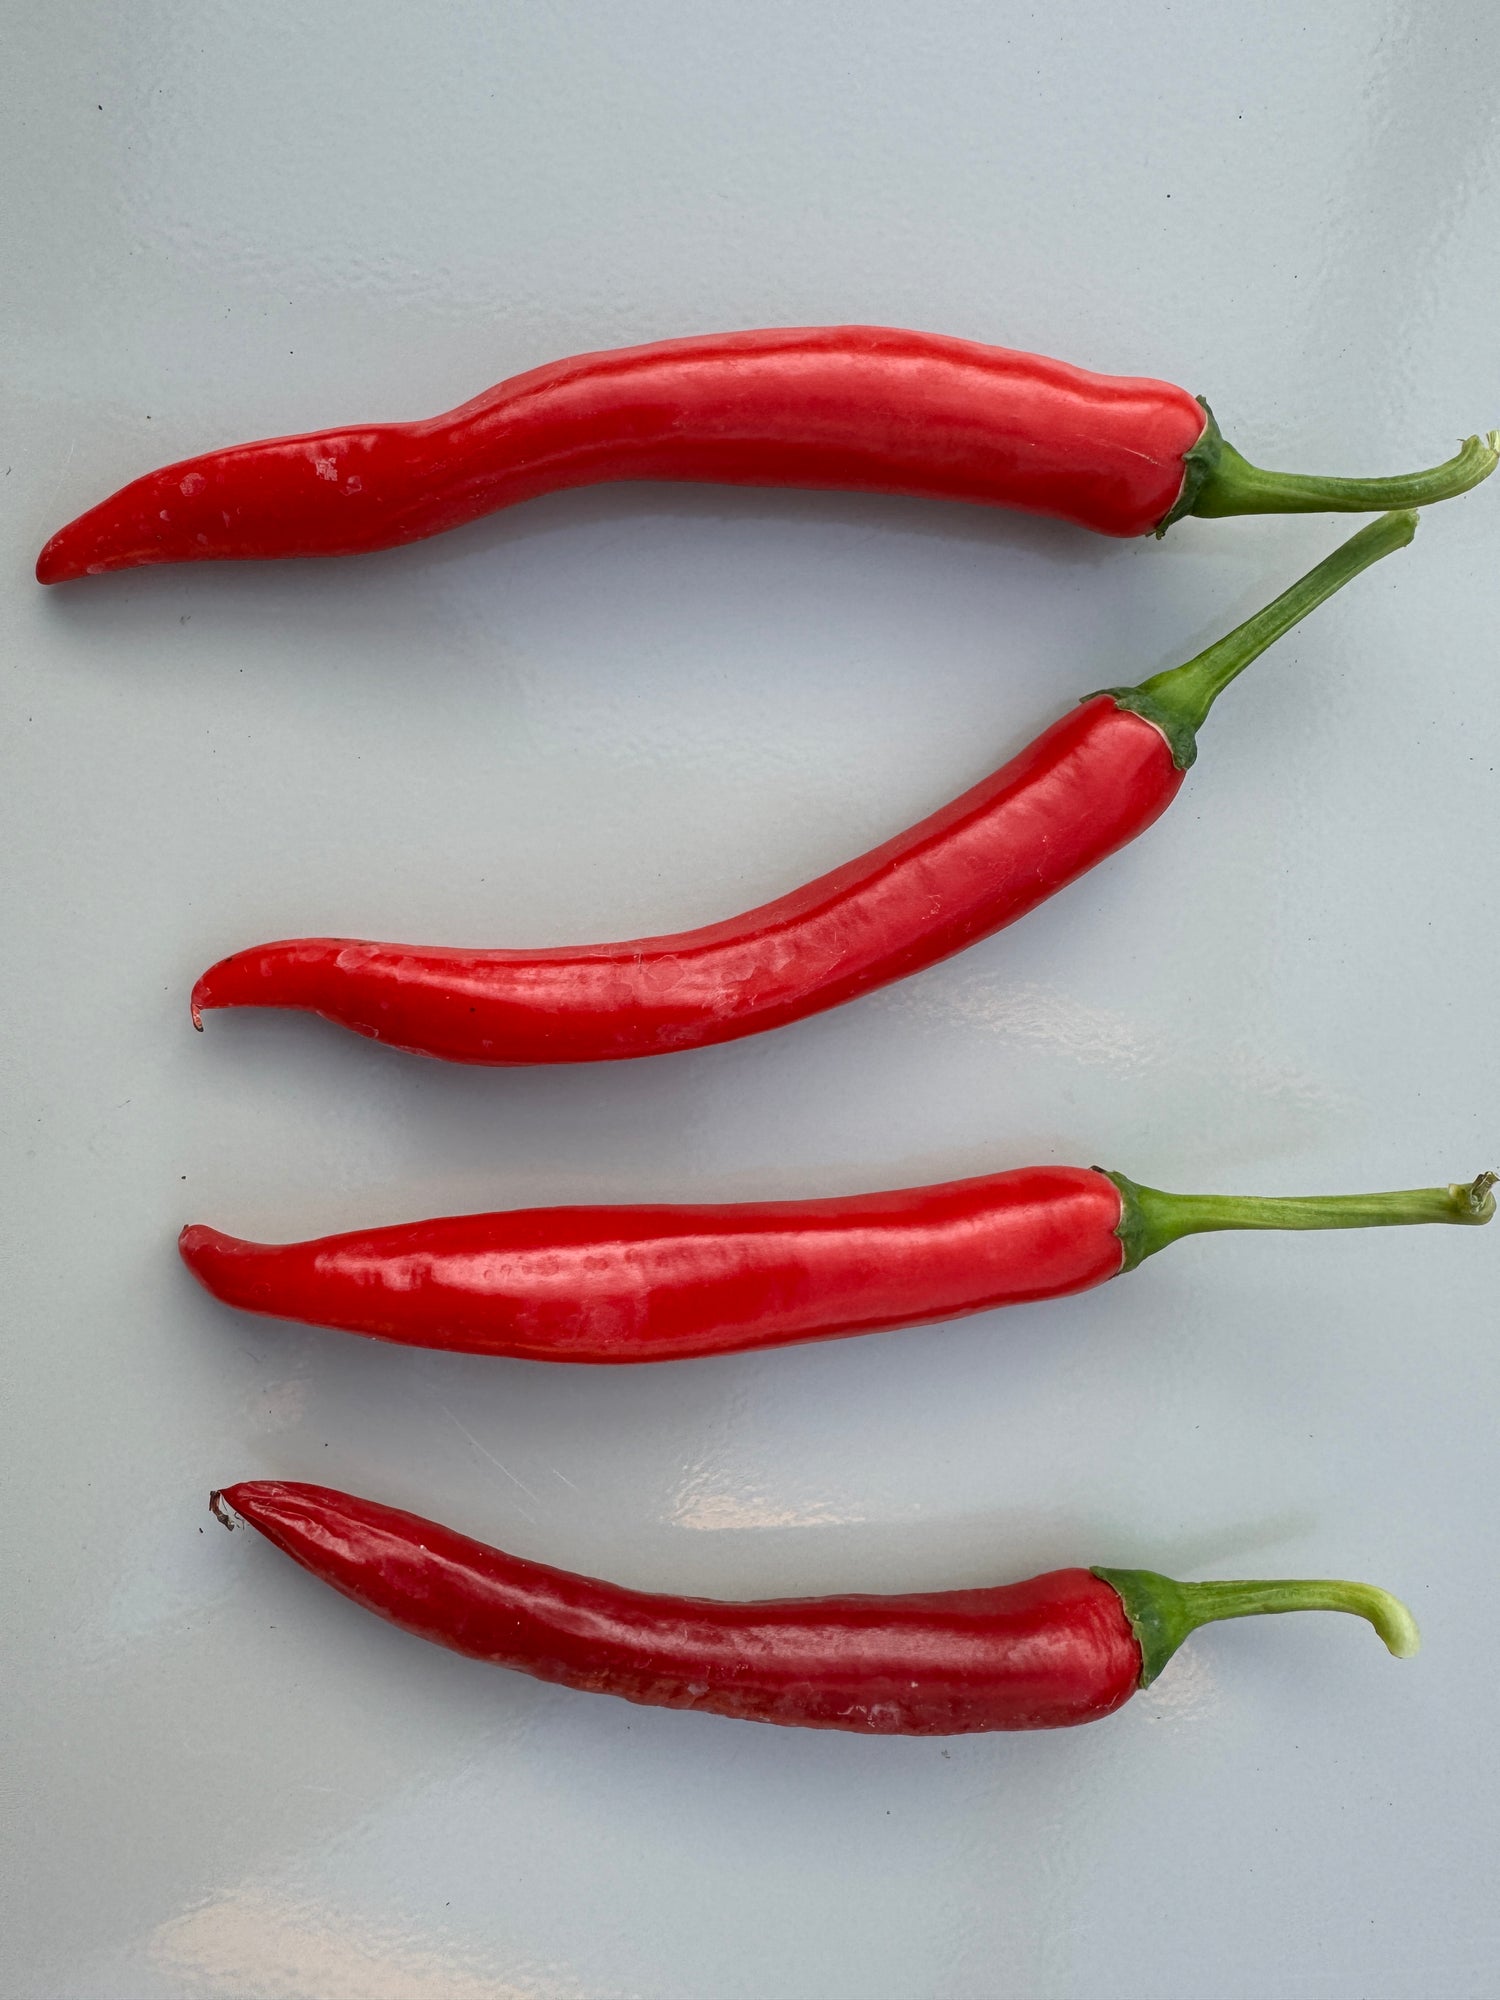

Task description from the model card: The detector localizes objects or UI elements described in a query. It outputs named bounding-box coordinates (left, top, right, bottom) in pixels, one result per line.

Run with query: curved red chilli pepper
left=180, top=1168, right=1495, bottom=1364
left=212, top=1482, right=1418, bottom=1734
left=189, top=513, right=1414, bottom=1066
left=37, top=327, right=1496, bottom=582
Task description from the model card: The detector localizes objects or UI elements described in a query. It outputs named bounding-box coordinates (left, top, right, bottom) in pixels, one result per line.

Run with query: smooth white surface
left=4, top=4, right=1498, bottom=1995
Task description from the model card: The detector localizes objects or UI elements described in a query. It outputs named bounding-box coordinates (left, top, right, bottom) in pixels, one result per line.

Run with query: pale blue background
left=4, top=3, right=1498, bottom=1995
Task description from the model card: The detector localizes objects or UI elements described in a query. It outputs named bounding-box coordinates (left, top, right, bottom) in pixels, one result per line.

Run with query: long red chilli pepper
left=181, top=1167, right=1495, bottom=1364
left=212, top=1482, right=1418, bottom=1734
left=190, top=512, right=1414, bottom=1066
left=36, top=327, right=1496, bottom=582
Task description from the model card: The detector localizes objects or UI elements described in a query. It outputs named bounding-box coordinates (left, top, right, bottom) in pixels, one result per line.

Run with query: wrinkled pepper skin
left=37, top=327, right=1206, bottom=581
left=190, top=698, right=1180, bottom=1063
left=180, top=1165, right=1127, bottom=1362
left=217, top=1482, right=1143, bottom=1734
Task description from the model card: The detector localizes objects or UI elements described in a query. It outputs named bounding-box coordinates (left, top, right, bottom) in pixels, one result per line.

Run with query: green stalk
left=1093, top=1567, right=1420, bottom=1686
left=1103, top=510, right=1417, bottom=769
left=1168, top=401, right=1499, bottom=526
left=1105, top=1169, right=1495, bottom=1272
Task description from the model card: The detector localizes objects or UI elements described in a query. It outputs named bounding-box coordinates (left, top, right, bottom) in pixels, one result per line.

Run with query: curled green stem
left=1104, top=510, right=1416, bottom=769
left=1107, top=1169, right=1495, bottom=1271
left=1178, top=400, right=1499, bottom=522
left=1094, top=1567, right=1421, bottom=1685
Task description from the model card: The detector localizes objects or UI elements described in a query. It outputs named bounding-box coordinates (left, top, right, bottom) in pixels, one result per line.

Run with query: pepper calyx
left=1099, top=1169, right=1153, bottom=1271
left=1089, top=689, right=1200, bottom=771
left=1154, top=398, right=1223, bottom=537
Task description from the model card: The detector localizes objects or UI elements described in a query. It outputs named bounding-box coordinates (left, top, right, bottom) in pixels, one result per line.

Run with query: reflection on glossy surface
left=151, top=1887, right=601, bottom=2000
left=669, top=1475, right=870, bottom=1533
left=1137, top=1645, right=1220, bottom=1725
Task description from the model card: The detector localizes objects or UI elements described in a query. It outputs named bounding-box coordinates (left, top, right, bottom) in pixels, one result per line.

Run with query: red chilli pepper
left=37, top=327, right=1496, bottom=582
left=212, top=1482, right=1418, bottom=1734
left=181, top=1167, right=1495, bottom=1364
left=189, top=512, right=1413, bottom=1066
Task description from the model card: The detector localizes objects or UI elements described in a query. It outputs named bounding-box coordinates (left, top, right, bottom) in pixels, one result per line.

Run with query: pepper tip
left=35, top=534, right=74, bottom=586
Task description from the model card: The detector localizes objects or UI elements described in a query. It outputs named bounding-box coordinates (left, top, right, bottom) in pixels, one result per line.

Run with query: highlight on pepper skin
left=35, top=325, right=1498, bottom=582
left=178, top=1166, right=1496, bottom=1364
left=185, top=514, right=1418, bottom=1068
left=210, top=1480, right=1420, bottom=1735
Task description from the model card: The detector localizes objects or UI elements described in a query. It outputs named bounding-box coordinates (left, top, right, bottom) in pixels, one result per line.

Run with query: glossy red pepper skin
left=36, top=327, right=1206, bottom=582
left=180, top=1165, right=1125, bottom=1362
left=217, top=1481, right=1141, bottom=1733
left=191, top=696, right=1179, bottom=1063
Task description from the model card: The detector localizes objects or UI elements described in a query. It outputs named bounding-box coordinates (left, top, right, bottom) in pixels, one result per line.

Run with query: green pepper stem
left=1192, top=423, right=1498, bottom=520
left=1104, top=510, right=1417, bottom=769
left=1105, top=1168, right=1495, bottom=1271
left=1093, top=1567, right=1420, bottom=1686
